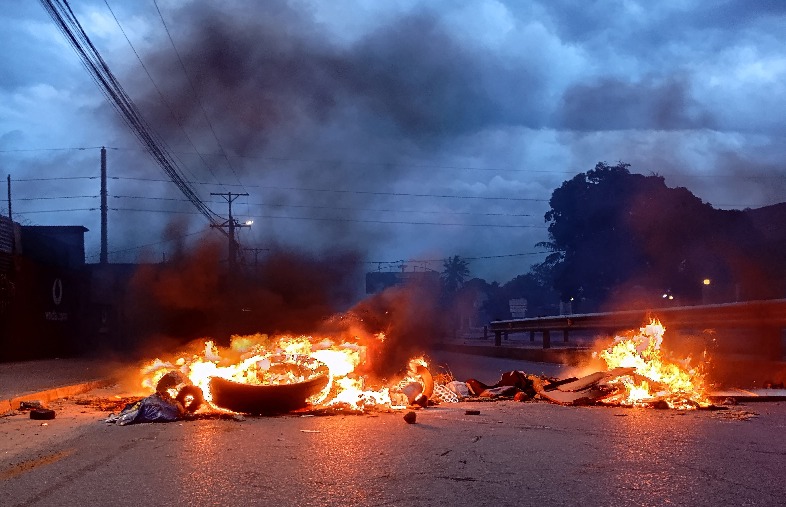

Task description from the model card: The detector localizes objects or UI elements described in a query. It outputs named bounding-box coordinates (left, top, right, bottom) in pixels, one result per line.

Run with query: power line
left=13, top=208, right=96, bottom=214
left=152, top=0, right=247, bottom=194
left=84, top=227, right=213, bottom=260
left=12, top=176, right=97, bottom=182
left=111, top=194, right=535, bottom=217
left=40, top=0, right=220, bottom=225
left=106, top=207, right=545, bottom=227
left=0, top=147, right=106, bottom=153
left=366, top=251, right=550, bottom=265
left=102, top=0, right=226, bottom=192
left=16, top=195, right=97, bottom=201
left=107, top=177, right=547, bottom=201
left=246, top=215, right=546, bottom=228
left=111, top=207, right=201, bottom=215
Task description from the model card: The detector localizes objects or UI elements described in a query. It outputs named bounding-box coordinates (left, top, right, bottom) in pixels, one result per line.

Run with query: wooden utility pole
left=6, top=175, right=11, bottom=222
left=244, top=247, right=269, bottom=266
left=210, top=192, right=250, bottom=269
left=100, top=146, right=108, bottom=264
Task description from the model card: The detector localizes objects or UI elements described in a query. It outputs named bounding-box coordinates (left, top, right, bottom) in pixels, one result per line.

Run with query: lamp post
left=702, top=278, right=711, bottom=305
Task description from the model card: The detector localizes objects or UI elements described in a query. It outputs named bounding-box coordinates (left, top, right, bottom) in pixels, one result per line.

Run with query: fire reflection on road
left=175, top=421, right=238, bottom=497
left=600, top=409, right=708, bottom=503
left=296, top=420, right=374, bottom=504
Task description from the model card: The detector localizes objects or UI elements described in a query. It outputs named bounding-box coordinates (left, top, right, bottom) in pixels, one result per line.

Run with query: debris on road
left=29, top=408, right=56, bottom=420
left=403, top=411, right=417, bottom=424
left=106, top=392, right=185, bottom=426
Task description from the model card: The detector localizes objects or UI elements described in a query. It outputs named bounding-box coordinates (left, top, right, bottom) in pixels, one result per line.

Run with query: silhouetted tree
left=541, top=161, right=781, bottom=309
left=441, top=255, right=470, bottom=293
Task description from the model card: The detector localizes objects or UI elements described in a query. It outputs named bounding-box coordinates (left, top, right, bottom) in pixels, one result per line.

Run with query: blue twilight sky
left=1, top=0, right=785, bottom=283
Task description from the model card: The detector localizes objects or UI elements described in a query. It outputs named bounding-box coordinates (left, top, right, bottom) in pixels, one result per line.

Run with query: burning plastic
left=593, top=320, right=711, bottom=409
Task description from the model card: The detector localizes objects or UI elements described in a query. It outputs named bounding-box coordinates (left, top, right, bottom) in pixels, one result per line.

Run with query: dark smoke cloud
left=6, top=0, right=786, bottom=283
left=143, top=2, right=541, bottom=152
left=559, top=76, right=715, bottom=131
left=321, top=281, right=445, bottom=379
left=122, top=235, right=442, bottom=378
left=138, top=2, right=540, bottom=163
left=125, top=0, right=551, bottom=273
left=124, top=238, right=364, bottom=355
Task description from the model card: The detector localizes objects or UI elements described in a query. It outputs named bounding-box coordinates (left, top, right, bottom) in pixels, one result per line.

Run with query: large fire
left=139, top=331, right=425, bottom=413
left=594, top=320, right=710, bottom=409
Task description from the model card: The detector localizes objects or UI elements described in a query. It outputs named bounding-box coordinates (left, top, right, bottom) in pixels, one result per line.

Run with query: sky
left=1, top=0, right=785, bottom=284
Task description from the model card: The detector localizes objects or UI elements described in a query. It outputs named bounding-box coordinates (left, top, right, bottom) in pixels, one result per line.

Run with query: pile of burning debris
left=105, top=320, right=717, bottom=425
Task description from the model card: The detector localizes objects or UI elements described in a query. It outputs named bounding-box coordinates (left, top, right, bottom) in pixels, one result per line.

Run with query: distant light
left=703, top=279, right=711, bottom=285
left=662, top=293, right=668, bottom=299
left=668, top=295, right=674, bottom=300
left=245, top=220, right=254, bottom=226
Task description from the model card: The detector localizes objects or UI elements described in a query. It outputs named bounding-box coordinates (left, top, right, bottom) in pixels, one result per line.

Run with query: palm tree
left=441, top=255, right=470, bottom=293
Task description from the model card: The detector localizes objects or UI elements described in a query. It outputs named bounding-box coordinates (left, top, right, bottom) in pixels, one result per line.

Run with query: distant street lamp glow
left=703, top=278, right=711, bottom=285
left=245, top=220, right=254, bottom=226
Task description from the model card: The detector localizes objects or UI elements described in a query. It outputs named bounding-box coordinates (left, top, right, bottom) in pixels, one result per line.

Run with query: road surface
left=2, top=353, right=784, bottom=506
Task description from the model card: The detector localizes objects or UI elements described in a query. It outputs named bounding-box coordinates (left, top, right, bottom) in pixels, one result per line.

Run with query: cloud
left=558, top=75, right=716, bottom=131
left=3, top=0, right=786, bottom=283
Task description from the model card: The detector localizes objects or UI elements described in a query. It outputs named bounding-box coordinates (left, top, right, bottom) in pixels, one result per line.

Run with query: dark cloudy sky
left=1, top=0, right=785, bottom=283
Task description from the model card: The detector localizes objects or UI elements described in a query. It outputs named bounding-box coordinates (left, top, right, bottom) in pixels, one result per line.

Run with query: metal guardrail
left=488, top=299, right=786, bottom=359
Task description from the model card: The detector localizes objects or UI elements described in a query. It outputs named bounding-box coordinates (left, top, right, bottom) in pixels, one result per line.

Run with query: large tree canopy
left=541, top=162, right=782, bottom=309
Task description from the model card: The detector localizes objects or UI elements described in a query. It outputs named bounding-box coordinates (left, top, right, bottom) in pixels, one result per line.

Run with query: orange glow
left=595, top=320, right=710, bottom=409
left=139, top=332, right=427, bottom=413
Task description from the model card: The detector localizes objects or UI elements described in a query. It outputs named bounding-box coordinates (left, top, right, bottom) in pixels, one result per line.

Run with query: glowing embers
left=594, top=320, right=710, bottom=409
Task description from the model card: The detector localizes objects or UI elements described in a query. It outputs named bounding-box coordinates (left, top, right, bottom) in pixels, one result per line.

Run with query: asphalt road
left=2, top=354, right=785, bottom=507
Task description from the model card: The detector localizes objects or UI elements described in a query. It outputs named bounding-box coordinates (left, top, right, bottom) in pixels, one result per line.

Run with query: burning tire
left=176, top=385, right=204, bottom=413
left=209, top=372, right=329, bottom=415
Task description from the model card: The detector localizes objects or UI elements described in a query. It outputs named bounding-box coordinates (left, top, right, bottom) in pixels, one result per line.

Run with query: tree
left=541, top=161, right=780, bottom=309
left=441, top=255, right=470, bottom=293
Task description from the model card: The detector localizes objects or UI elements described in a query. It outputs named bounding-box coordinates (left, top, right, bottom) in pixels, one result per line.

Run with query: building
left=0, top=222, right=90, bottom=361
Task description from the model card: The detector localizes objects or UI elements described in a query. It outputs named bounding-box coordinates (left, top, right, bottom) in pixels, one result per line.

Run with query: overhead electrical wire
left=101, top=0, right=226, bottom=192
left=109, top=207, right=545, bottom=227
left=14, top=208, right=96, bottom=214
left=107, top=177, right=548, bottom=201
left=39, top=0, right=221, bottom=228
left=151, top=0, right=248, bottom=194
left=112, top=194, right=535, bottom=217
left=84, top=228, right=212, bottom=261
left=16, top=195, right=97, bottom=201
left=12, top=176, right=98, bottom=181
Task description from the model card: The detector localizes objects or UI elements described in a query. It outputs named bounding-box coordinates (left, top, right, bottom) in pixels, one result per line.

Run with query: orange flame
left=139, top=332, right=426, bottom=412
left=595, top=320, right=710, bottom=409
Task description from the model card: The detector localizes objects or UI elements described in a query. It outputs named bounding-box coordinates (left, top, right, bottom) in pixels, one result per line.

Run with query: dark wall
left=0, top=257, right=86, bottom=361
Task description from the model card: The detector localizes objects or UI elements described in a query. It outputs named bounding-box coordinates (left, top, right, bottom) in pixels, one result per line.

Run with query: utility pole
left=6, top=174, right=14, bottom=255
left=6, top=175, right=11, bottom=222
left=210, top=192, right=250, bottom=269
left=244, top=247, right=269, bottom=266
left=100, top=146, right=108, bottom=264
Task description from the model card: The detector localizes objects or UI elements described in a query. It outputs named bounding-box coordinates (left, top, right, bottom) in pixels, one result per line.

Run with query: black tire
left=30, top=408, right=56, bottom=420
left=176, top=385, right=204, bottom=413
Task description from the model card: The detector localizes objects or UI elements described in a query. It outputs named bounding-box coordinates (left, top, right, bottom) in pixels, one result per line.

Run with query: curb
left=0, top=379, right=115, bottom=414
